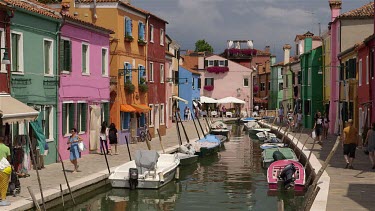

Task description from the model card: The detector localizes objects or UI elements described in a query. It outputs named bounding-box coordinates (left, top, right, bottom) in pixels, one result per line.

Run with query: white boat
left=256, top=131, right=277, bottom=141
left=109, top=150, right=180, bottom=189
left=260, top=143, right=285, bottom=150
left=177, top=144, right=198, bottom=166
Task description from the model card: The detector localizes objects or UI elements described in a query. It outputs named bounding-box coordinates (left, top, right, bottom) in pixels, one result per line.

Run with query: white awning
left=217, top=96, right=246, bottom=104
left=172, top=96, right=188, bottom=104
left=0, top=93, right=39, bottom=124
left=200, top=96, right=217, bottom=104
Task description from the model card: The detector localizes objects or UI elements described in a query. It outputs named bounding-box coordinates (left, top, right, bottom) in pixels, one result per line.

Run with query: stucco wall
left=0, top=11, right=10, bottom=93
left=178, top=67, right=200, bottom=119
left=341, top=19, right=373, bottom=52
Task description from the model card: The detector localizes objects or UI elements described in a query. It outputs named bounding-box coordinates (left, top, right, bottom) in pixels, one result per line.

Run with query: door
left=154, top=104, right=159, bottom=135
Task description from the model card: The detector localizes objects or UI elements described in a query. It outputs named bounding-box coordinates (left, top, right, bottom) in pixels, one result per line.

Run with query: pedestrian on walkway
left=67, top=128, right=82, bottom=173
left=341, top=119, right=359, bottom=169
left=108, top=123, right=119, bottom=155
left=364, top=123, right=375, bottom=169
left=99, top=122, right=109, bottom=155
left=0, top=137, right=11, bottom=206
left=279, top=107, right=284, bottom=123
left=323, top=113, right=330, bottom=140
left=295, top=110, right=303, bottom=131
left=313, top=112, right=324, bottom=145
left=187, top=108, right=191, bottom=121
left=184, top=106, right=188, bottom=121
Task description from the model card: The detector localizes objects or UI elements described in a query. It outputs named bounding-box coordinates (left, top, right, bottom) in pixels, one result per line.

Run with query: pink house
left=58, top=13, right=113, bottom=160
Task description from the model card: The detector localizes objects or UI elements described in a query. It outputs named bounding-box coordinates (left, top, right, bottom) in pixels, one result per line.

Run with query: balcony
left=224, top=48, right=257, bottom=59
left=207, top=66, right=229, bottom=74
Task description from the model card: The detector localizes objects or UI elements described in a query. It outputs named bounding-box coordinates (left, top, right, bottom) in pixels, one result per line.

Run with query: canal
left=49, top=124, right=303, bottom=211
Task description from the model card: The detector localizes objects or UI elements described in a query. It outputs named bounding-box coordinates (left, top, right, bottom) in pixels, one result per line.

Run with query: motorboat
left=194, top=134, right=222, bottom=157
left=255, top=131, right=277, bottom=141
left=244, top=122, right=271, bottom=135
left=210, top=121, right=231, bottom=138
left=262, top=148, right=298, bottom=168
left=109, top=150, right=180, bottom=189
left=260, top=143, right=286, bottom=150
left=241, top=117, right=256, bottom=123
left=177, top=144, right=199, bottom=166
left=267, top=160, right=305, bottom=192
left=264, top=137, right=283, bottom=143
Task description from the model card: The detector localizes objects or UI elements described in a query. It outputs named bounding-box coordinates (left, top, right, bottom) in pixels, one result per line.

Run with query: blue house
left=178, top=66, right=201, bottom=119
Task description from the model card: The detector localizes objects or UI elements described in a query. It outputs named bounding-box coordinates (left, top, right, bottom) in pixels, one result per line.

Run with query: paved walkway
left=5, top=119, right=207, bottom=210
left=269, top=120, right=375, bottom=211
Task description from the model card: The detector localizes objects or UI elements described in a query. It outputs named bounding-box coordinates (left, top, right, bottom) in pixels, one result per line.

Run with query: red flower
left=253, top=86, right=259, bottom=92
left=225, top=48, right=257, bottom=56
left=204, top=85, right=214, bottom=91
left=207, top=66, right=229, bottom=74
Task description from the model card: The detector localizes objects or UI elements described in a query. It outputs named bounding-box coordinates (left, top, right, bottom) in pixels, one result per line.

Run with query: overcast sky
left=133, top=0, right=372, bottom=62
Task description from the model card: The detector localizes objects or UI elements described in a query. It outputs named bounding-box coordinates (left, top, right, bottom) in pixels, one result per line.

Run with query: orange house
left=52, top=0, right=151, bottom=143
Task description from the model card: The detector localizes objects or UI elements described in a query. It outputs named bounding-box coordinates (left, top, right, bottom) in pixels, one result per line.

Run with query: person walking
left=295, top=110, right=303, bottom=131
left=364, top=123, right=375, bottom=169
left=108, top=123, right=119, bottom=155
left=99, top=123, right=109, bottom=155
left=184, top=106, right=188, bottom=121
left=279, top=107, right=284, bottom=124
left=313, top=112, right=324, bottom=145
left=341, top=119, right=359, bottom=169
left=0, top=137, right=11, bottom=206
left=187, top=108, right=192, bottom=121
left=67, top=128, right=82, bottom=173
left=323, top=113, right=330, bottom=140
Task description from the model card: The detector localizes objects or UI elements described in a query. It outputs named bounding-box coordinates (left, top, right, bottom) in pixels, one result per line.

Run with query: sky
left=132, top=0, right=372, bottom=61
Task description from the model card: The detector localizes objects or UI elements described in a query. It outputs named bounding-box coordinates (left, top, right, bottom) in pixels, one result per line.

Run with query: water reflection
left=49, top=124, right=303, bottom=211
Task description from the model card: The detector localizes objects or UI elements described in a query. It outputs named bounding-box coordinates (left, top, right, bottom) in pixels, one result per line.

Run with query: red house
left=147, top=14, right=168, bottom=137
left=0, top=4, right=11, bottom=93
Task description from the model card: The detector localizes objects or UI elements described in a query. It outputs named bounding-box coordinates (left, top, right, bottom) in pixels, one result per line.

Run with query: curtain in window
left=138, top=22, right=145, bottom=41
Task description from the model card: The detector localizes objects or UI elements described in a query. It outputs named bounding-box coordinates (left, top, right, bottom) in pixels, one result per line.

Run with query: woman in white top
left=99, top=122, right=109, bottom=155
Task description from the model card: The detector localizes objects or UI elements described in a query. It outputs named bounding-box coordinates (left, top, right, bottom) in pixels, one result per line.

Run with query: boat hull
left=267, top=160, right=305, bottom=192
left=178, top=154, right=199, bottom=166
left=196, top=144, right=220, bottom=157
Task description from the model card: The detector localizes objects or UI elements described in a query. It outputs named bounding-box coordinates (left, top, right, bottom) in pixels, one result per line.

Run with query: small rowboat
left=260, top=143, right=286, bottom=150
left=267, top=160, right=305, bottom=192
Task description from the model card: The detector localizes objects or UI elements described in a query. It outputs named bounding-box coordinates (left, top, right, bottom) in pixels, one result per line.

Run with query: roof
left=62, top=13, right=114, bottom=34
left=4, top=0, right=61, bottom=19
left=255, top=49, right=271, bottom=56
left=294, top=34, right=321, bottom=42
left=181, top=55, right=199, bottom=70
left=338, top=42, right=363, bottom=58
left=180, top=65, right=200, bottom=75
left=339, top=2, right=374, bottom=19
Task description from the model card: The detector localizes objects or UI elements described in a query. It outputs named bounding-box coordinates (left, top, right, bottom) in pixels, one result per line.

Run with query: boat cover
left=211, top=121, right=228, bottom=129
left=135, top=150, right=160, bottom=173
left=263, top=148, right=298, bottom=162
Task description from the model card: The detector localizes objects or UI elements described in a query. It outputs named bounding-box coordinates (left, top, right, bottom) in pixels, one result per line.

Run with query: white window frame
left=160, top=29, right=164, bottom=46
left=366, top=56, right=369, bottom=85
left=0, top=29, right=6, bottom=73
left=82, top=42, right=90, bottom=75
left=160, top=103, right=165, bottom=125
left=243, top=78, right=249, bottom=87
left=43, top=106, right=54, bottom=141
left=43, top=38, right=54, bottom=76
left=359, top=59, right=362, bottom=86
left=149, top=62, right=154, bottom=82
left=101, top=47, right=109, bottom=77
left=10, top=31, right=24, bottom=74
left=160, top=64, right=164, bottom=83
left=359, top=107, right=363, bottom=135
left=219, top=60, right=225, bottom=67
left=208, top=60, right=214, bottom=67
left=149, top=24, right=154, bottom=43
left=149, top=104, right=154, bottom=126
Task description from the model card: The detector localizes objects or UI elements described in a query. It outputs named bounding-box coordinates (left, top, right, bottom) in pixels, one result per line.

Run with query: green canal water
left=49, top=124, right=303, bottom=211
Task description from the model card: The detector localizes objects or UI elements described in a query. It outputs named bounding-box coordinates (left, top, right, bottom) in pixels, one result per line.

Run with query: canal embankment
left=5, top=121, right=207, bottom=211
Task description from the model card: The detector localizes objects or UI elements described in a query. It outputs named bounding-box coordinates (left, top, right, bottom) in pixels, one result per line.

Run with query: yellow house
left=54, top=0, right=150, bottom=143
left=322, top=30, right=331, bottom=115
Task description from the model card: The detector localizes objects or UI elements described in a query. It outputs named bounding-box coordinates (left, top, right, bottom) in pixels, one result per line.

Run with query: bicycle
left=139, top=125, right=152, bottom=142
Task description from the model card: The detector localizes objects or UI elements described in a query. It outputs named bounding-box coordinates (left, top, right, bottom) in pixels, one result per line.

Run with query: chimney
left=283, top=44, right=291, bottom=65
left=304, top=31, right=314, bottom=53
left=264, top=46, right=270, bottom=53
left=61, top=1, right=70, bottom=15
left=329, top=0, right=342, bottom=22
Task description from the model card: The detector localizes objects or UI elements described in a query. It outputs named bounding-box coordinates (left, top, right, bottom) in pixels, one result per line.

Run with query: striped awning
left=120, top=104, right=136, bottom=112
left=132, top=104, right=151, bottom=113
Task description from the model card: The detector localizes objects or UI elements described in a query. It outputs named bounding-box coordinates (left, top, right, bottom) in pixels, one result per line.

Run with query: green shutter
left=67, top=41, right=72, bottom=72
left=45, top=108, right=50, bottom=138
left=204, top=60, right=208, bottom=67
left=69, top=103, right=76, bottom=130
left=59, top=39, right=64, bottom=72
left=62, top=103, right=67, bottom=134
left=104, top=103, right=109, bottom=124
left=224, top=60, right=228, bottom=67
left=81, top=104, right=87, bottom=132
left=214, top=60, right=218, bottom=66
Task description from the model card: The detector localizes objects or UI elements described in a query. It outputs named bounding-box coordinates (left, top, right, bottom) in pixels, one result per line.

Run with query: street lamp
left=1, top=48, right=10, bottom=64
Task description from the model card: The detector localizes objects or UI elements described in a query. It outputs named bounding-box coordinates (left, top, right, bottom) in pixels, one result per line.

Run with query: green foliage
left=194, top=39, right=213, bottom=53
left=124, top=80, right=135, bottom=94
left=125, top=34, right=134, bottom=42
left=139, top=83, right=148, bottom=93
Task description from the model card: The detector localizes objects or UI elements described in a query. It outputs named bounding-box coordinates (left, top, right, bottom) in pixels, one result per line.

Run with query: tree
left=194, top=39, right=213, bottom=53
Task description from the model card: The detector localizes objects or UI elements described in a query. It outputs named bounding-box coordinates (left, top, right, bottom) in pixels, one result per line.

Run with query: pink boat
left=267, top=160, right=305, bottom=192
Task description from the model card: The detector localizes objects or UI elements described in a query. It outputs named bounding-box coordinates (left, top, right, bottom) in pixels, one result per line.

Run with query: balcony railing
left=224, top=48, right=257, bottom=59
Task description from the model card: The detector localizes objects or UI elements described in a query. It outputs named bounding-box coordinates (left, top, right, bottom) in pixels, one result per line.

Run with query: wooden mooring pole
left=191, top=112, right=201, bottom=139
left=157, top=129, right=165, bottom=153
left=27, top=186, right=41, bottom=211
left=277, top=200, right=284, bottom=211
left=59, top=184, right=65, bottom=208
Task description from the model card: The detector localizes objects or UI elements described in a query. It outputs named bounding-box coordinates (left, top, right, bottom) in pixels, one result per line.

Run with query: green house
left=300, top=33, right=323, bottom=128
left=269, top=60, right=284, bottom=110
left=8, top=1, right=61, bottom=165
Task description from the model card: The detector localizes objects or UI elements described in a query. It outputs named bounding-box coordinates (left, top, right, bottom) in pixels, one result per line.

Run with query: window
left=121, top=112, right=130, bottom=130
left=359, top=59, right=362, bottom=86
left=366, top=56, right=369, bottom=84
left=204, top=78, right=214, bottom=86
left=124, top=17, right=132, bottom=37
left=149, top=62, right=154, bottom=82
left=102, top=48, right=108, bottom=76
left=208, top=60, right=214, bottom=67
left=160, top=104, right=165, bottom=125
left=82, top=43, right=89, bottom=74
left=59, top=39, right=71, bottom=72
left=219, top=60, right=225, bottom=66
left=149, top=104, right=154, bottom=126
left=285, top=75, right=289, bottom=87
left=62, top=103, right=76, bottom=135
left=243, top=78, right=249, bottom=87
left=0, top=29, right=5, bottom=73
left=307, top=68, right=312, bottom=86
left=268, top=81, right=271, bottom=90
left=43, top=39, right=53, bottom=75
left=340, top=63, right=345, bottom=81
left=124, top=62, right=132, bottom=83
left=77, top=103, right=87, bottom=133
left=347, top=59, right=356, bottom=79
left=279, top=83, right=283, bottom=91
left=160, top=29, right=164, bottom=46
left=359, top=107, right=363, bottom=135
left=139, top=113, right=145, bottom=127
left=101, top=102, right=109, bottom=124
left=11, top=32, right=23, bottom=72
left=138, top=65, right=146, bottom=84
left=149, top=25, right=154, bottom=42
left=174, top=70, right=179, bottom=84
left=198, top=78, right=201, bottom=89
left=192, top=78, right=195, bottom=89
left=160, top=64, right=164, bottom=83
left=138, top=21, right=145, bottom=41
left=260, top=82, right=265, bottom=91
left=42, top=106, right=53, bottom=140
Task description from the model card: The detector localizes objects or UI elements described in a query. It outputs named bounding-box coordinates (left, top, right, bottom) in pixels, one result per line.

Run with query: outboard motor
left=128, top=168, right=139, bottom=190
left=278, top=163, right=296, bottom=190
left=272, top=151, right=286, bottom=161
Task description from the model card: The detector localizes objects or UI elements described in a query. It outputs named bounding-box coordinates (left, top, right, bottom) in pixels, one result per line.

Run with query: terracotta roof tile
left=181, top=65, right=200, bottom=75
left=181, top=55, right=199, bottom=70
left=295, top=34, right=321, bottom=41
left=339, top=2, right=374, bottom=19
left=62, top=13, right=114, bottom=33
left=4, top=0, right=61, bottom=19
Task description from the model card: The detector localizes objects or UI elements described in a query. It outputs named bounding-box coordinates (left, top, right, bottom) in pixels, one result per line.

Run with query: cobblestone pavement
left=6, top=119, right=208, bottom=206
left=269, top=120, right=375, bottom=211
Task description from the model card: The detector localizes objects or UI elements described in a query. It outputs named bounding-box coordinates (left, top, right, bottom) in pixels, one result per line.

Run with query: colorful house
left=0, top=3, right=10, bottom=93
left=147, top=14, right=167, bottom=137
left=58, top=10, right=113, bottom=160
left=269, top=61, right=283, bottom=110
left=7, top=0, right=61, bottom=165
left=300, top=33, right=324, bottom=128
left=282, top=44, right=294, bottom=112
left=178, top=65, right=200, bottom=119
left=322, top=29, right=331, bottom=115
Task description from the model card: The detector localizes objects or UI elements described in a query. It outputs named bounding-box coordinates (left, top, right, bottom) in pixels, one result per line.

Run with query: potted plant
left=138, top=39, right=147, bottom=46
left=204, top=85, right=214, bottom=91
left=139, top=83, right=148, bottom=93
left=124, top=80, right=135, bottom=94
left=125, top=34, right=134, bottom=42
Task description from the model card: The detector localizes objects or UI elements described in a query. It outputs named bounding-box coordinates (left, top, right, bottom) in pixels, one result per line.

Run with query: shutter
left=352, top=59, right=356, bottom=79
left=224, top=60, right=228, bottom=67
left=45, top=108, right=50, bottom=138
left=138, top=22, right=142, bottom=40
left=69, top=103, right=76, bottom=130
left=128, top=64, right=132, bottom=82
left=104, top=103, right=109, bottom=124
left=124, top=17, right=128, bottom=36
left=340, top=63, right=344, bottom=80
left=138, top=66, right=141, bottom=84
left=81, top=104, right=87, bottom=132
left=124, top=63, right=127, bottom=84
left=214, top=60, right=218, bottom=66
left=204, top=60, right=208, bottom=67
left=126, top=18, right=132, bottom=37
left=345, top=61, right=349, bottom=80
left=198, top=78, right=201, bottom=89
left=143, top=24, right=146, bottom=41
left=68, top=41, right=72, bottom=72
left=59, top=39, right=64, bottom=72
left=62, top=103, right=67, bottom=134
left=204, top=78, right=208, bottom=86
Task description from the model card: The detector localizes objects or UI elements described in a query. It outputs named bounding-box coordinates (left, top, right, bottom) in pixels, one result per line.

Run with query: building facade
left=282, top=44, right=294, bottom=112
left=178, top=66, right=200, bottom=120
left=269, top=62, right=284, bottom=110
left=0, top=4, right=11, bottom=93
